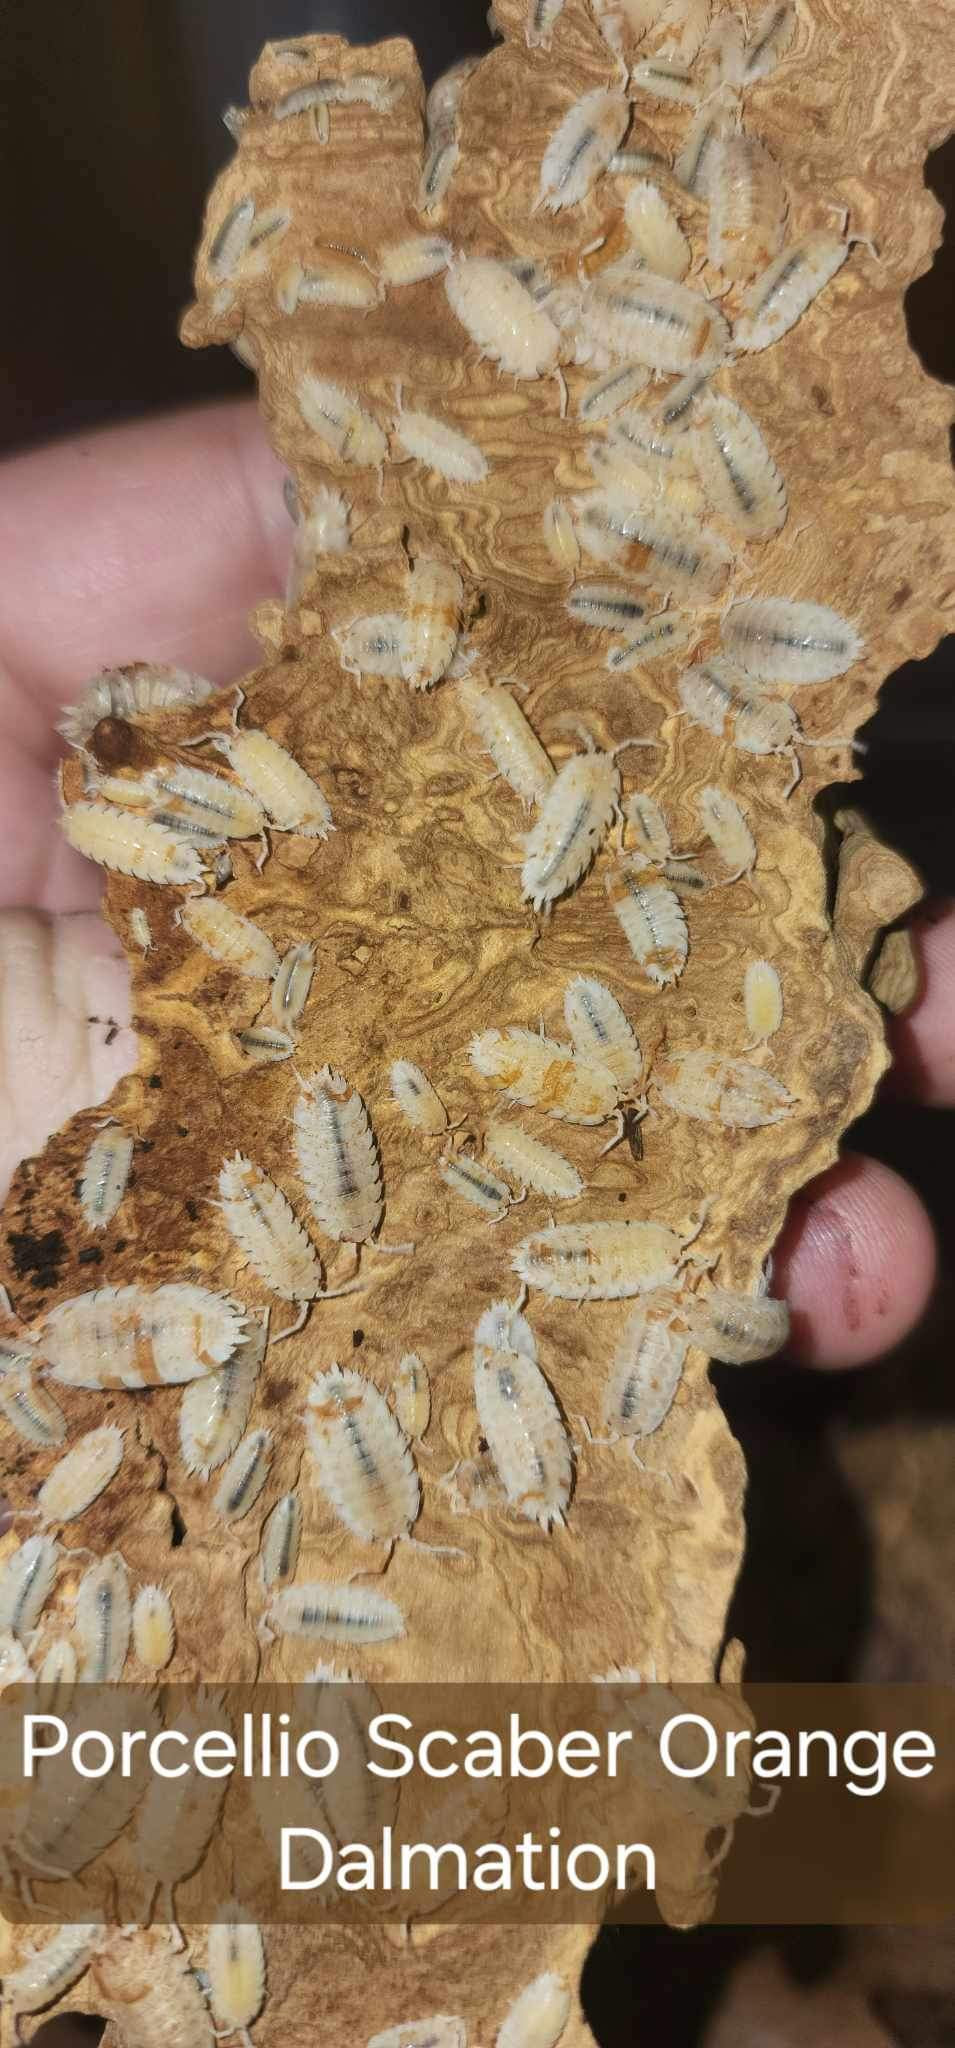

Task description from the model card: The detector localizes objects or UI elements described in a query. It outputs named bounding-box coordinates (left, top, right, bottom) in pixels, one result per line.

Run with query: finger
left=773, top=1151, right=936, bottom=1370
left=887, top=899, right=955, bottom=1107
left=0, top=401, right=291, bottom=738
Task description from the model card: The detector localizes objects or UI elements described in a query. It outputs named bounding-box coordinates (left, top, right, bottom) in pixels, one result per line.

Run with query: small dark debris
left=176, top=1126, right=189, bottom=1139
left=352, top=1328, right=365, bottom=1348
left=139, top=1140, right=154, bottom=1153
left=105, top=1023, right=119, bottom=1046
left=78, top=1247, right=102, bottom=1266
left=113, top=1239, right=127, bottom=1254
left=148, top=1075, right=162, bottom=1090
left=185, top=1200, right=199, bottom=1222
left=8, top=1228, right=67, bottom=1291
left=477, top=1436, right=489, bottom=1455
left=617, top=1191, right=627, bottom=1203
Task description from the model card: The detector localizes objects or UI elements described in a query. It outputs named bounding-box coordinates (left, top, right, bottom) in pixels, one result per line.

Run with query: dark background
left=4, top=5, right=954, bottom=2042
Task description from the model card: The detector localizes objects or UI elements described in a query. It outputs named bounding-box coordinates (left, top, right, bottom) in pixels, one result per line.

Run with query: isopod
left=390, top=1059, right=451, bottom=1136
left=279, top=252, right=380, bottom=312
left=294, top=1067, right=389, bottom=1248
left=270, top=944, right=315, bottom=1033
left=470, top=1027, right=619, bottom=1126
left=90, top=1929, right=215, bottom=2048
left=604, top=860, right=688, bottom=985
left=132, top=1584, right=176, bottom=1670
left=606, top=613, right=698, bottom=672
left=260, top=1490, right=302, bottom=1589
left=743, top=0, right=796, bottom=80
left=743, top=958, right=783, bottom=1042
left=297, top=373, right=388, bottom=465
left=520, top=735, right=651, bottom=911
left=542, top=499, right=580, bottom=574
left=473, top=1305, right=572, bottom=1530
left=733, top=233, right=850, bottom=352
left=659, top=364, right=714, bottom=433
left=178, top=1318, right=267, bottom=1478
left=59, top=663, right=215, bottom=751
left=179, top=898, right=280, bottom=980
left=0, top=1366, right=67, bottom=1448
left=306, top=1364, right=419, bottom=1544
left=721, top=598, right=863, bottom=686
left=36, top=1424, right=124, bottom=1524
left=79, top=1124, right=134, bottom=1231
left=655, top=1047, right=793, bottom=1126
left=210, top=726, right=333, bottom=836
left=265, top=1580, right=405, bottom=1644
left=496, top=1974, right=571, bottom=2048
left=37, top=1638, right=77, bottom=1701
left=577, top=361, right=651, bottom=422
left=401, top=556, right=464, bottom=690
left=208, top=198, right=255, bottom=279
left=369, top=2023, right=465, bottom=2048
left=235, top=1025, right=294, bottom=1065
left=576, top=493, right=733, bottom=601
left=563, top=975, right=643, bottom=1092
left=625, top=792, right=671, bottom=864
left=538, top=89, right=629, bottom=212
left=61, top=802, right=205, bottom=886
left=75, top=1551, right=131, bottom=1681
left=218, top=1153, right=332, bottom=1309
left=213, top=1428, right=273, bottom=1523
left=41, top=1282, right=247, bottom=1390
left=686, top=1280, right=790, bottom=1362
left=513, top=1215, right=698, bottom=1301
left=440, top=1151, right=515, bottom=1219
left=527, top=0, right=566, bottom=46
left=707, top=135, right=788, bottom=283
left=576, top=273, right=729, bottom=376
left=419, top=130, right=459, bottom=211
left=146, top=761, right=267, bottom=843
left=484, top=1122, right=584, bottom=1201
left=676, top=655, right=750, bottom=735
left=378, top=234, right=452, bottom=285
left=697, top=785, right=756, bottom=880
left=130, top=908, right=153, bottom=952
left=623, top=181, right=691, bottom=281
left=456, top=677, right=555, bottom=807
left=207, top=1909, right=266, bottom=2048
left=0, top=1533, right=59, bottom=1638
left=444, top=257, right=561, bottom=379
left=287, top=489, right=351, bottom=604
left=335, top=613, right=406, bottom=678
left=2, top=1925, right=102, bottom=2018
left=692, top=395, right=787, bottom=539
left=603, top=407, right=699, bottom=482
left=566, top=582, right=645, bottom=632
left=631, top=55, right=699, bottom=103
left=603, top=1294, right=688, bottom=1437
left=674, top=91, right=738, bottom=197
left=698, top=12, right=745, bottom=87
left=393, top=1354, right=431, bottom=1440
left=393, top=403, right=489, bottom=484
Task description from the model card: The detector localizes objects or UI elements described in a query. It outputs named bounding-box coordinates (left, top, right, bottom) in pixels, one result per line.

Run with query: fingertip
left=774, top=1152, right=936, bottom=1370
left=888, top=900, right=955, bottom=1107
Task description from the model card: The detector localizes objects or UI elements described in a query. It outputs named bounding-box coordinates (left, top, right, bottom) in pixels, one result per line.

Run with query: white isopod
left=0, top=1366, right=67, bottom=1447
left=390, top=1058, right=452, bottom=1136
left=90, top=1932, right=215, bottom=2048
left=456, top=677, right=555, bottom=807
left=294, top=1066, right=393, bottom=1249
left=606, top=612, right=698, bottom=672
left=368, top=2022, right=465, bottom=2048
left=496, top=1975, right=571, bottom=2048
left=75, top=1551, right=131, bottom=1680
left=692, top=395, right=787, bottom=540
left=697, top=785, right=756, bottom=880
left=605, top=861, right=688, bottom=985
left=265, top=1580, right=405, bottom=1644
left=631, top=54, right=698, bottom=103
left=707, top=134, right=788, bottom=283
left=473, top=1306, right=572, bottom=1529
left=37, top=1638, right=77, bottom=1700
left=484, top=1122, right=584, bottom=1201
left=623, top=181, right=691, bottom=280
left=235, top=1025, right=294, bottom=1065
left=401, top=556, right=464, bottom=689
left=674, top=90, right=738, bottom=197
left=563, top=976, right=643, bottom=1093
left=0, top=1533, right=59, bottom=1638
left=527, top=0, right=566, bottom=45
left=270, top=943, right=315, bottom=1032
left=179, top=1316, right=267, bottom=1477
left=743, top=0, right=796, bottom=79
left=61, top=802, right=205, bottom=886
left=733, top=233, right=850, bottom=352
left=655, top=1047, right=793, bottom=1125
left=207, top=1910, right=266, bottom=2046
left=207, top=197, right=255, bottom=277
left=287, top=489, right=351, bottom=603
left=378, top=234, right=452, bottom=285
left=260, top=1490, right=302, bottom=1588
left=130, top=907, right=153, bottom=952
left=59, top=662, right=215, bottom=750
left=566, top=582, right=646, bottom=632
left=213, top=1428, right=273, bottom=1522
left=426, top=53, right=480, bottom=128
left=218, top=1153, right=335, bottom=1315
left=335, top=613, right=405, bottom=678
left=419, top=128, right=459, bottom=212
left=625, top=792, right=671, bottom=864
left=79, top=1125, right=134, bottom=1230
left=444, top=257, right=561, bottom=379
left=514, top=1215, right=699, bottom=1300
left=394, top=1354, right=431, bottom=1440
left=470, top=1026, right=619, bottom=1126
left=603, top=407, right=699, bottom=483
left=576, top=492, right=733, bottom=601
left=440, top=1152, right=514, bottom=1219
left=145, top=762, right=267, bottom=842
left=41, top=1283, right=247, bottom=1390
left=211, top=725, right=333, bottom=836
left=659, top=363, right=716, bottom=433
left=743, top=958, right=784, bottom=1042
left=297, top=373, right=388, bottom=464
left=578, top=361, right=652, bottom=422
left=36, top=1424, right=124, bottom=1524
left=520, top=735, right=653, bottom=912
left=538, top=89, right=629, bottom=211
left=306, top=1364, right=420, bottom=1544
left=576, top=273, right=729, bottom=376
left=603, top=1294, right=688, bottom=1438
left=132, top=1584, right=176, bottom=1670
left=179, top=898, right=280, bottom=980
left=2, top=1925, right=102, bottom=2018
left=279, top=251, right=380, bottom=312
left=686, top=1281, right=790, bottom=1361
left=721, top=598, right=863, bottom=685
left=542, top=499, right=580, bottom=574
left=393, top=402, right=489, bottom=484
left=676, top=655, right=750, bottom=735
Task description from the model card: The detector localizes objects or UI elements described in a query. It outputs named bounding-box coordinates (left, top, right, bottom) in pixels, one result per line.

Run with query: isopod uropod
left=79, top=1125, right=135, bottom=1231
left=473, top=1304, right=573, bottom=1529
left=305, top=1363, right=420, bottom=1545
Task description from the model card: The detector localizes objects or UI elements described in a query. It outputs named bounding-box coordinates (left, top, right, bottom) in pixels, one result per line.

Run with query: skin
left=0, top=400, right=948, bottom=1368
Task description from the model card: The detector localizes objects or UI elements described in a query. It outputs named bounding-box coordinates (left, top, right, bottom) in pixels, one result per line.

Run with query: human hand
left=0, top=400, right=946, bottom=1367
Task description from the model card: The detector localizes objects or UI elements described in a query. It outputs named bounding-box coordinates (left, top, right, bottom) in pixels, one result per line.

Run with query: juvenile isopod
left=41, top=1282, right=248, bottom=1390
left=673, top=91, right=738, bottom=197
left=132, top=1584, right=176, bottom=1670
left=2, top=1925, right=102, bottom=2019
left=369, top=2022, right=465, bottom=2048
left=306, top=1364, right=419, bottom=1545
left=287, top=489, right=351, bottom=603
left=542, top=499, right=580, bottom=575
left=213, top=1428, right=273, bottom=1523
left=37, top=1637, right=77, bottom=1701
left=75, top=1551, right=131, bottom=1681
left=79, top=1125, right=134, bottom=1231
left=294, top=1067, right=403, bottom=1253
left=400, top=555, right=464, bottom=690
left=576, top=493, right=733, bottom=602
left=440, top=1151, right=516, bottom=1219
left=496, top=1973, right=571, bottom=2048
left=625, top=792, right=671, bottom=865
left=721, top=598, right=863, bottom=686
left=470, top=1027, right=619, bottom=1126
left=130, top=907, right=153, bottom=952
left=603, top=407, right=699, bottom=482
left=335, top=613, right=406, bottom=679
left=576, top=272, right=729, bottom=376
left=179, top=897, right=280, bottom=980
left=279, top=252, right=380, bottom=312
left=444, top=257, right=561, bottom=379
left=733, top=233, right=850, bottom=352
left=270, top=943, right=315, bottom=1032
left=707, top=135, right=788, bottom=283
left=676, top=655, right=751, bottom=735
left=563, top=975, right=643, bottom=1093
left=61, top=802, right=205, bottom=886
left=513, top=1215, right=700, bottom=1301
left=527, top=0, right=566, bottom=46
left=743, top=958, right=783, bottom=1043
left=604, top=860, right=688, bottom=985
left=235, top=1025, right=294, bottom=1065
left=178, top=1316, right=267, bottom=1477
left=0, top=1366, right=67, bottom=1447
left=659, top=364, right=715, bottom=433
left=686, top=1280, right=790, bottom=1361
left=393, top=1354, right=431, bottom=1441
left=419, top=130, right=459, bottom=212
left=566, top=582, right=646, bottom=632
left=623, top=181, right=691, bottom=280
left=538, top=89, right=629, bottom=211
left=484, top=1122, right=584, bottom=1201
left=0, top=1533, right=59, bottom=1638
left=473, top=1303, right=572, bottom=1531
left=655, top=1047, right=793, bottom=1126
left=605, top=612, right=698, bottom=671
left=456, top=677, right=555, bottom=808
left=743, top=0, right=796, bottom=80
left=260, top=1490, right=302, bottom=1589
left=210, top=725, right=334, bottom=836
left=577, top=361, right=651, bottom=422
left=520, top=735, right=653, bottom=912
left=265, top=1579, right=405, bottom=1644
left=390, top=1059, right=452, bottom=1136
left=207, top=1909, right=266, bottom=2048
left=692, top=395, right=787, bottom=539
left=393, top=402, right=489, bottom=484
left=298, top=373, right=388, bottom=465
left=602, top=1293, right=688, bottom=1438
left=378, top=234, right=452, bottom=285
left=207, top=197, right=255, bottom=279
left=36, top=1424, right=124, bottom=1524
left=697, top=785, right=756, bottom=880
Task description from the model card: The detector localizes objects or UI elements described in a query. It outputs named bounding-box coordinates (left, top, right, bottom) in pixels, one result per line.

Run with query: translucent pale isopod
left=0, top=1533, right=59, bottom=1638
left=563, top=976, right=642, bottom=1092
left=698, top=785, right=756, bottom=879
left=401, top=557, right=464, bottom=690
left=132, top=1584, right=176, bottom=1670
left=470, top=1027, right=619, bottom=1126
left=444, top=257, right=561, bottom=379
left=0, top=1366, right=67, bottom=1448
left=75, top=1551, right=130, bottom=1680
left=394, top=1354, right=431, bottom=1440
left=368, top=2022, right=465, bottom=2048
left=721, top=598, right=863, bottom=686
left=180, top=898, right=280, bottom=980
left=235, top=1026, right=294, bottom=1065
left=79, top=1125, right=134, bottom=1231
left=674, top=91, right=737, bottom=197
left=218, top=1152, right=328, bottom=1306
left=297, top=373, right=388, bottom=465
left=213, top=1429, right=273, bottom=1522
left=208, top=197, right=255, bottom=278
left=335, top=613, right=405, bottom=679
left=260, top=1491, right=302, bottom=1589
left=178, top=1318, right=267, bottom=1477
left=576, top=493, right=733, bottom=601
left=733, top=234, right=849, bottom=352
left=89, top=1928, right=215, bottom=2048
left=2, top=1925, right=101, bottom=2018
left=566, top=582, right=645, bottom=632
left=625, top=792, right=671, bottom=864
left=484, top=1123, right=584, bottom=1201
left=207, top=1909, right=266, bottom=2040
left=603, top=1295, right=688, bottom=1437
left=655, top=1047, right=793, bottom=1126
left=630, top=55, right=698, bottom=104
left=687, top=1281, right=789, bottom=1362
left=378, top=234, right=452, bottom=285
left=41, top=1283, right=247, bottom=1390
left=577, top=360, right=651, bottom=422
left=145, top=762, right=267, bottom=843
left=37, top=1638, right=77, bottom=1702
left=440, top=1152, right=514, bottom=1219
left=513, top=1218, right=692, bottom=1300
left=394, top=406, right=489, bottom=484
left=36, top=1424, right=124, bottom=1524
left=279, top=252, right=380, bottom=312
left=211, top=727, right=333, bottom=836
left=270, top=943, right=315, bottom=1032
left=306, top=1364, right=419, bottom=1544
left=496, top=1974, right=571, bottom=2048
left=391, top=1059, right=451, bottom=1136
left=294, top=1067, right=385, bottom=1246
left=473, top=1305, right=572, bottom=1529
left=743, top=958, right=783, bottom=1042
left=605, top=862, right=688, bottom=985
left=538, top=89, right=629, bottom=211
left=456, top=677, right=554, bottom=807
left=62, top=802, right=204, bottom=886
left=707, top=135, right=788, bottom=283
left=59, top=663, right=215, bottom=751
left=743, top=0, right=796, bottom=80
left=419, top=129, right=459, bottom=212
left=266, top=1580, right=405, bottom=1644
left=577, top=272, right=729, bottom=376
left=520, top=742, right=629, bottom=911
left=606, top=613, right=698, bottom=672
left=527, top=0, right=566, bottom=46
left=623, top=181, right=690, bottom=280
left=692, top=396, right=787, bottom=539
left=676, top=656, right=748, bottom=735
left=542, top=499, right=580, bottom=575
left=130, top=908, right=153, bottom=953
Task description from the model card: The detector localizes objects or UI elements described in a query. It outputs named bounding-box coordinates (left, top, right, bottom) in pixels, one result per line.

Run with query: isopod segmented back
left=473, top=1304, right=573, bottom=1529
left=306, top=1363, right=420, bottom=1543
left=721, top=598, right=863, bottom=685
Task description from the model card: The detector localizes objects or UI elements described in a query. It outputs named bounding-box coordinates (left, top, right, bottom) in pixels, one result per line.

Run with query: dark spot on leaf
left=78, top=1247, right=102, bottom=1266
left=7, top=1229, right=66, bottom=1292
